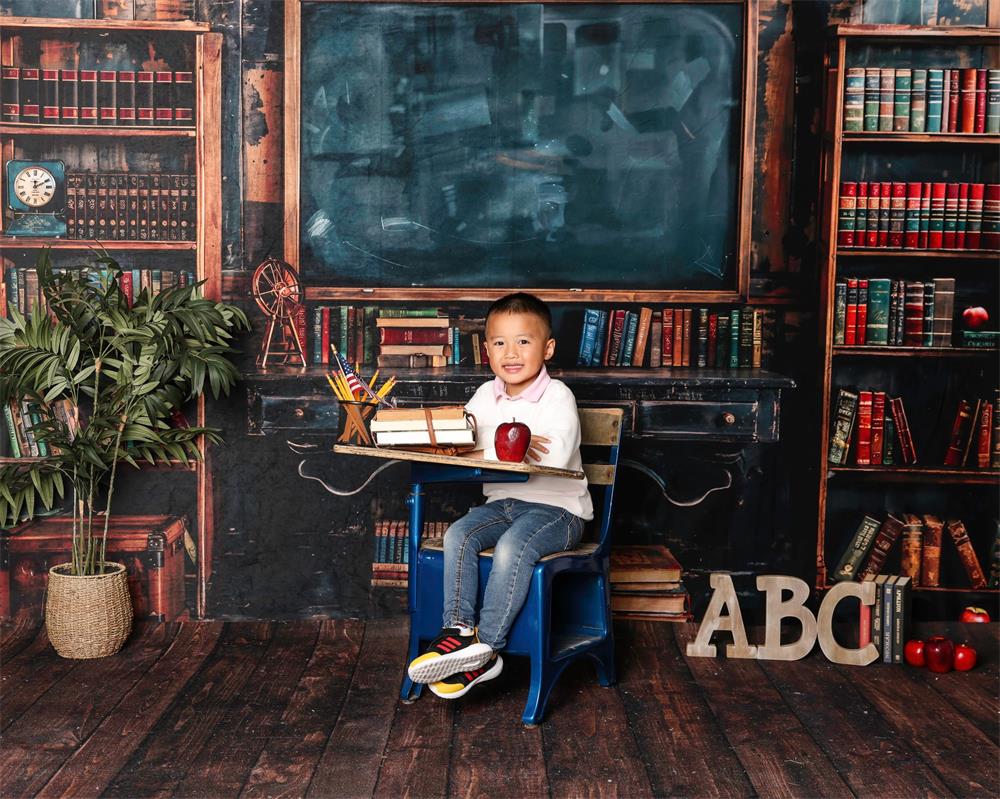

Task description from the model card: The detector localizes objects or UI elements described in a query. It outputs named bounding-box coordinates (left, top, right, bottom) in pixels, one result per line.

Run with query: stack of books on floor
left=609, top=545, right=689, bottom=622
left=372, top=519, right=450, bottom=587
left=858, top=574, right=912, bottom=664
left=371, top=406, right=475, bottom=448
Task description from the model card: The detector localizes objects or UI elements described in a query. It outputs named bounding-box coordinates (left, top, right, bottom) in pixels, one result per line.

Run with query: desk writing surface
left=332, top=444, right=585, bottom=480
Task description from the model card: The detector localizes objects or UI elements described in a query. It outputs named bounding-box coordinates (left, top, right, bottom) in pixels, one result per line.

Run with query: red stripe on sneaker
left=437, top=640, right=457, bottom=652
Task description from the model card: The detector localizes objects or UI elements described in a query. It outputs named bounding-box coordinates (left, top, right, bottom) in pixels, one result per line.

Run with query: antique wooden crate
left=0, top=515, right=190, bottom=621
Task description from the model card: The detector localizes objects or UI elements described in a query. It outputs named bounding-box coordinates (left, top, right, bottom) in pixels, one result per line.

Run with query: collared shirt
left=465, top=368, right=593, bottom=520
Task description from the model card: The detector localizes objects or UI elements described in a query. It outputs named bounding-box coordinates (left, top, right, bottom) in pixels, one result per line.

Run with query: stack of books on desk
left=610, top=545, right=690, bottom=622
left=371, top=406, right=475, bottom=447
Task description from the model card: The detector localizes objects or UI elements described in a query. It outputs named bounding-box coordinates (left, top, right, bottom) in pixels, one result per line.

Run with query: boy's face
left=485, top=311, right=555, bottom=396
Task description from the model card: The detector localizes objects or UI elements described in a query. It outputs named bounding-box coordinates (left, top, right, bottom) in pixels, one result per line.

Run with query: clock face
left=13, top=166, right=56, bottom=208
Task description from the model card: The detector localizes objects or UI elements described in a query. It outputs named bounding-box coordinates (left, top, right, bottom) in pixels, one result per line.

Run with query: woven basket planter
left=45, top=562, right=133, bottom=659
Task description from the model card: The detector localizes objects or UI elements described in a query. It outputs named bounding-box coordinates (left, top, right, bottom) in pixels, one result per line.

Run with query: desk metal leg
left=401, top=481, right=424, bottom=702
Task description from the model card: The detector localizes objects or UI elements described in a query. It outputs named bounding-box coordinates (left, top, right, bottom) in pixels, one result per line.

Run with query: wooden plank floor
left=2, top=618, right=997, bottom=799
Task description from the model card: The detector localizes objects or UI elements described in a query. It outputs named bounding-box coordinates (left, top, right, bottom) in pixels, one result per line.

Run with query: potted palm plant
left=0, top=251, right=249, bottom=657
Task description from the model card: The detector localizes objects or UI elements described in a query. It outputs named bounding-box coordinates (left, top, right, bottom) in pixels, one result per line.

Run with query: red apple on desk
left=495, top=419, right=531, bottom=462
left=953, top=643, right=977, bottom=672
left=959, top=606, right=990, bottom=623
left=962, top=306, right=989, bottom=330
left=924, top=636, right=955, bottom=673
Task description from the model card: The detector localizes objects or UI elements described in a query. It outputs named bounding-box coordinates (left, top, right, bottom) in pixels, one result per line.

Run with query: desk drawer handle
left=720, top=412, right=737, bottom=426
left=294, top=407, right=305, bottom=418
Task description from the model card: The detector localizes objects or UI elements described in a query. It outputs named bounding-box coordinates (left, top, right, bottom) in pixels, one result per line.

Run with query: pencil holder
left=336, top=401, right=377, bottom=446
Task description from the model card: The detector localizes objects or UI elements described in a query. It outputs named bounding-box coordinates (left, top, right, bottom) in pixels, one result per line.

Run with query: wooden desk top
left=332, top=444, right=585, bottom=480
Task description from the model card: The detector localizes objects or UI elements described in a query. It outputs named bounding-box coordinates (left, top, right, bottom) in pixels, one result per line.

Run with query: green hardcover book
left=834, top=281, right=847, bottom=345
left=892, top=576, right=911, bottom=664
left=879, top=68, right=895, bottom=131
left=865, top=278, right=891, bottom=345
left=621, top=310, right=639, bottom=366
left=378, top=307, right=441, bottom=318
left=844, top=67, right=865, bottom=131
left=728, top=309, right=740, bottom=369
left=883, top=413, right=895, bottom=464
left=828, top=387, right=859, bottom=465
left=738, top=307, right=753, bottom=368
left=927, top=69, right=944, bottom=132
left=338, top=304, right=350, bottom=355
left=882, top=575, right=898, bottom=663
left=958, top=330, right=1000, bottom=348
left=909, top=68, right=927, bottom=132
left=3, top=403, right=21, bottom=459
left=833, top=515, right=882, bottom=582
left=695, top=307, right=708, bottom=368
left=864, top=68, right=881, bottom=131
left=716, top=315, right=730, bottom=368
left=363, top=306, right=377, bottom=365
left=987, top=69, right=1000, bottom=134
left=27, top=404, right=47, bottom=457
left=893, top=68, right=911, bottom=131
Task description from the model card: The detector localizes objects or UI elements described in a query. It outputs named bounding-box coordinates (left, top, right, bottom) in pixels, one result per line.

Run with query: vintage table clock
left=4, top=159, right=67, bottom=238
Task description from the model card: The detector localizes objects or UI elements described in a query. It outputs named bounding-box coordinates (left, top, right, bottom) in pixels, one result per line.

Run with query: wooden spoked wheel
left=252, top=256, right=302, bottom=319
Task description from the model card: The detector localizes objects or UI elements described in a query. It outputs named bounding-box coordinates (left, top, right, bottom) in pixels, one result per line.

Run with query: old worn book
left=611, top=581, right=682, bottom=592
left=375, top=406, right=466, bottom=423
left=833, top=515, right=881, bottom=582
left=859, top=514, right=905, bottom=580
left=375, top=316, right=449, bottom=327
left=946, top=519, right=988, bottom=588
left=921, top=514, right=944, bottom=588
left=828, top=388, right=859, bottom=465
left=900, top=514, right=923, bottom=584
left=611, top=592, right=688, bottom=615
left=855, top=390, right=874, bottom=465
left=610, top=545, right=682, bottom=583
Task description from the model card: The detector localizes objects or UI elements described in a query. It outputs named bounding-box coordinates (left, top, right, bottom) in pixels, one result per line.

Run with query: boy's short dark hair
left=486, top=292, right=553, bottom=338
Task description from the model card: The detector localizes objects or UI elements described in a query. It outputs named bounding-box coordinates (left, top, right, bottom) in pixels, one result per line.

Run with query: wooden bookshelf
left=0, top=17, right=221, bottom=619
left=815, top=23, right=1000, bottom=592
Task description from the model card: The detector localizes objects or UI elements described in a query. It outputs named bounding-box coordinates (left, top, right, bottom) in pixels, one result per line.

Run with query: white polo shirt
left=464, top=366, right=593, bottom=521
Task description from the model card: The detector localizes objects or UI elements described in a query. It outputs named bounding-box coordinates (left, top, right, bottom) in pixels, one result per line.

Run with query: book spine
left=870, top=391, right=885, bottom=466
left=137, top=175, right=149, bottom=241
left=59, top=69, right=78, bottom=124
left=79, top=70, right=97, bottom=125
left=107, top=173, right=120, bottom=240
left=919, top=182, right=931, bottom=248
left=871, top=578, right=884, bottom=658
left=878, top=181, right=891, bottom=247
left=621, top=310, right=640, bottom=366
left=716, top=314, right=730, bottom=369
left=155, top=71, right=174, bottom=126
left=866, top=278, right=890, bottom=346
left=661, top=308, right=674, bottom=366
left=695, top=308, right=708, bottom=368
left=855, top=181, right=868, bottom=242
left=864, top=68, right=880, bottom=131
left=948, top=69, right=960, bottom=133
left=855, top=390, right=873, bottom=465
left=892, top=579, right=910, bottom=665
left=881, top=576, right=895, bottom=663
left=943, top=183, right=960, bottom=248
left=706, top=312, right=718, bottom=368
left=158, top=173, right=170, bottom=240
left=909, top=68, right=927, bottom=132
left=893, top=68, right=911, bottom=131
left=682, top=309, right=693, bottom=367
left=833, top=515, right=881, bottom=582
left=844, top=67, right=865, bottom=131
left=984, top=184, right=1000, bottom=251
left=856, top=279, right=868, bottom=345
left=901, top=515, right=923, bottom=584
left=1, top=67, right=19, bottom=122
left=927, top=68, right=944, bottom=132
left=859, top=577, right=874, bottom=647
left=878, top=67, right=894, bottom=132
left=173, top=71, right=193, bottom=127
left=944, top=399, right=973, bottom=466
left=845, top=278, right=858, bottom=346
left=888, top=182, right=906, bottom=248
left=921, top=281, right=934, bottom=347
left=65, top=173, right=79, bottom=240
left=99, top=70, right=117, bottom=126
left=988, top=69, right=1000, bottom=134
left=41, top=69, right=60, bottom=124
left=866, top=181, right=881, bottom=247
left=921, top=515, right=944, bottom=587
left=828, top=388, right=858, bottom=465
left=946, top=519, right=988, bottom=589
left=137, top=72, right=154, bottom=126
left=960, top=67, right=977, bottom=133
left=976, top=401, right=992, bottom=469
left=838, top=182, right=857, bottom=247
left=903, top=281, right=925, bottom=346
left=966, top=183, right=985, bottom=249
left=20, top=68, right=39, bottom=125
left=608, top=310, right=626, bottom=367
left=169, top=174, right=181, bottom=241
left=994, top=391, right=1000, bottom=469
left=117, top=71, right=136, bottom=126
left=738, top=307, right=752, bottom=367
left=751, top=309, right=763, bottom=369
left=649, top=313, right=661, bottom=368
left=728, top=309, right=740, bottom=369
left=883, top=413, right=895, bottom=465
left=893, top=396, right=917, bottom=464
left=833, top=281, right=847, bottom=345
left=928, top=183, right=946, bottom=248
left=3, top=403, right=21, bottom=458
left=96, top=174, right=109, bottom=241
left=931, top=277, right=954, bottom=347
left=904, top=182, right=921, bottom=249
left=975, top=68, right=987, bottom=134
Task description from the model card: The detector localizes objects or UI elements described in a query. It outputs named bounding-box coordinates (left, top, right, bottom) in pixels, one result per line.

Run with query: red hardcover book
left=960, top=68, right=977, bottom=133
left=946, top=520, right=988, bottom=589
left=839, top=182, right=857, bottom=247
left=706, top=313, right=718, bottom=368
left=79, top=69, right=97, bottom=124
left=20, top=68, right=40, bottom=124
left=608, top=310, right=627, bottom=367
left=600, top=309, right=614, bottom=366
left=919, top=182, right=931, bottom=249
left=672, top=309, right=683, bottom=367
left=948, top=69, right=960, bottom=132
left=845, top=278, right=858, bottom=346
left=967, top=183, right=985, bottom=249
left=59, top=69, right=77, bottom=124
left=98, top=70, right=117, bottom=126
left=903, top=282, right=925, bottom=346
left=119, top=269, right=134, bottom=307
left=320, top=306, right=330, bottom=365
left=379, top=327, right=450, bottom=345
left=870, top=391, right=886, bottom=466
left=878, top=181, right=891, bottom=247
left=891, top=396, right=917, bottom=464
left=961, top=400, right=983, bottom=467
left=137, top=71, right=154, bottom=126
left=2, top=67, right=20, bottom=122
left=928, top=183, right=947, bottom=249
left=943, top=183, right=960, bottom=248
left=984, top=184, right=1000, bottom=250
left=866, top=182, right=881, bottom=248
left=856, top=278, right=869, bottom=345
left=661, top=308, right=674, bottom=366
left=888, top=182, right=906, bottom=248
left=956, top=182, right=970, bottom=249
left=154, top=71, right=174, bottom=126
left=977, top=401, right=993, bottom=469
left=975, top=68, right=987, bottom=134
left=41, top=69, right=59, bottom=124
left=856, top=390, right=873, bottom=465
left=904, top=182, right=921, bottom=249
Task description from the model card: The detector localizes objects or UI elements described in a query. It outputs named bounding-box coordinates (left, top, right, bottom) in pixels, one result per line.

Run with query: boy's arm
left=464, top=385, right=498, bottom=460
left=528, top=387, right=582, bottom=469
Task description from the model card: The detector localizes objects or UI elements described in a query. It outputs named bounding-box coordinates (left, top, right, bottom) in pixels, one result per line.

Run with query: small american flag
left=336, top=352, right=372, bottom=399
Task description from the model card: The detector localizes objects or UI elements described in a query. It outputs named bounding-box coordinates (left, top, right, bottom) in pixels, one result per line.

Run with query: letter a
left=686, top=573, right=757, bottom=658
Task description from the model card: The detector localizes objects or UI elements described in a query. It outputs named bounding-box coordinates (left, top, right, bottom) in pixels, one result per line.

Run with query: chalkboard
left=295, top=2, right=750, bottom=293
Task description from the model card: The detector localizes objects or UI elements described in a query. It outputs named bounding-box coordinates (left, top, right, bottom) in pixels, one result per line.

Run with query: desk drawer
left=635, top=400, right=758, bottom=441
left=248, top=392, right=340, bottom=434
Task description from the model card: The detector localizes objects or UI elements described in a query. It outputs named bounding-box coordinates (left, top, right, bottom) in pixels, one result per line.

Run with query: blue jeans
left=442, top=498, right=585, bottom=650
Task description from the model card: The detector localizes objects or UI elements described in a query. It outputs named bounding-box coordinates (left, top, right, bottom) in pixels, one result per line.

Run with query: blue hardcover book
left=927, top=69, right=944, bottom=132
left=452, top=326, right=460, bottom=365
left=621, top=311, right=639, bottom=366
left=578, top=308, right=601, bottom=366
left=591, top=310, right=608, bottom=365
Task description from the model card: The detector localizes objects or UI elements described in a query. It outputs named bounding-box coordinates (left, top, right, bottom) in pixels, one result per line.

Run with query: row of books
left=859, top=574, right=911, bottom=665
left=2, top=399, right=79, bottom=459
left=609, top=545, right=689, bottom=621
left=833, top=277, right=955, bottom=347
left=834, top=513, right=989, bottom=589
left=0, top=67, right=194, bottom=127
left=65, top=173, right=197, bottom=242
left=370, top=406, right=475, bottom=448
left=2, top=267, right=196, bottom=318
left=837, top=181, right=1000, bottom=251
left=371, top=519, right=451, bottom=588
left=577, top=307, right=774, bottom=369
left=945, top=397, right=1000, bottom=468
left=843, top=67, right=1000, bottom=135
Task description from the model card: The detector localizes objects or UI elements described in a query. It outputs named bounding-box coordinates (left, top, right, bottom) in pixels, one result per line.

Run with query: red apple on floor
left=962, top=306, right=989, bottom=330
left=953, top=643, right=977, bottom=672
left=495, top=419, right=531, bottom=462
left=904, top=639, right=926, bottom=667
left=959, top=606, right=990, bottom=623
left=924, top=635, right=955, bottom=673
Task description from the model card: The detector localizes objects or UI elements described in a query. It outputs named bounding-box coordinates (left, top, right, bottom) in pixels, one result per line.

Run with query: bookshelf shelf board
left=832, top=346, right=997, bottom=358
left=842, top=132, right=1000, bottom=145
left=0, top=456, right=195, bottom=471
left=836, top=249, right=1000, bottom=260
left=835, top=24, right=1000, bottom=41
left=0, top=457, right=44, bottom=464
left=1, top=239, right=196, bottom=251
left=0, top=124, right=196, bottom=139
left=0, top=16, right=210, bottom=33
left=818, top=581, right=998, bottom=594
left=828, top=466, right=1000, bottom=484
left=302, top=286, right=743, bottom=305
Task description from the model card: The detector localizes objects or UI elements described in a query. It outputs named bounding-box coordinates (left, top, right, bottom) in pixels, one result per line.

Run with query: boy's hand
left=525, top=435, right=550, bottom=463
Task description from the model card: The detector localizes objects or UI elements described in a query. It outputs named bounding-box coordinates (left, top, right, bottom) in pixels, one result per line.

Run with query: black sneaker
left=429, top=654, right=504, bottom=699
left=407, top=627, right=493, bottom=684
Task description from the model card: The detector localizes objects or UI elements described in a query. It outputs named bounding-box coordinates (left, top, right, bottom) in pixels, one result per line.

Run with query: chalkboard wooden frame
left=284, top=0, right=758, bottom=303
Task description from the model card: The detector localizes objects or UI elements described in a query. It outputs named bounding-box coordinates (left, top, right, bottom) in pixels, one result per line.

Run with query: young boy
left=407, top=292, right=592, bottom=698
